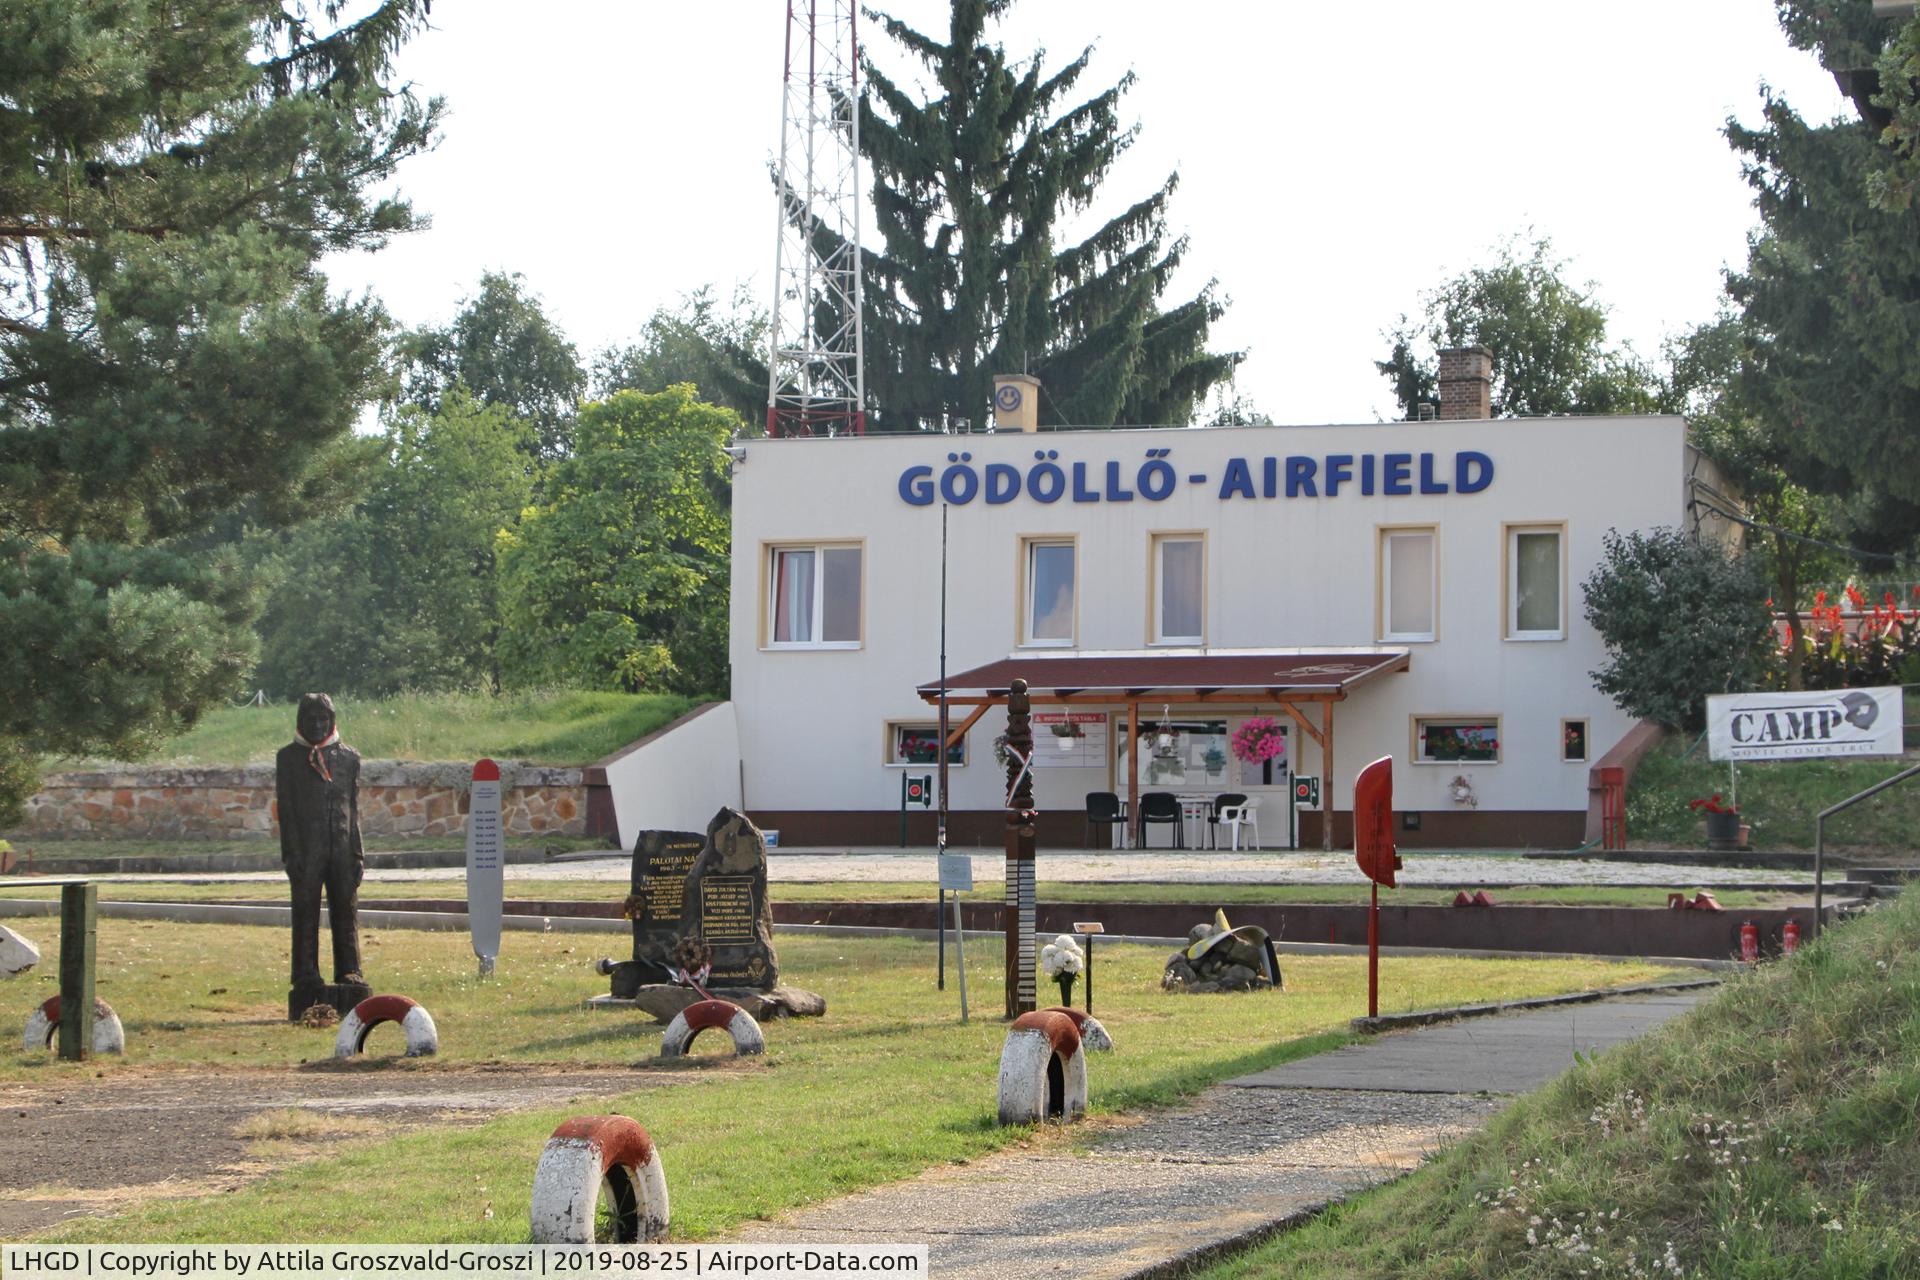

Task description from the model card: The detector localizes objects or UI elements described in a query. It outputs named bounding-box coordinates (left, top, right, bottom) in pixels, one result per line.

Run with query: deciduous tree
left=496, top=387, right=733, bottom=696
left=253, top=390, right=535, bottom=697
left=1377, top=236, right=1657, bottom=421
left=399, top=272, right=586, bottom=459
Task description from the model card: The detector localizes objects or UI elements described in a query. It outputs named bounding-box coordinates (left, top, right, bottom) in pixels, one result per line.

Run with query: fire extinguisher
left=1740, top=920, right=1760, bottom=964
left=1783, top=920, right=1800, bottom=956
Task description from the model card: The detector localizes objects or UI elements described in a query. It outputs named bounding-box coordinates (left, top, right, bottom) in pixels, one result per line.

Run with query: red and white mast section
left=767, top=0, right=866, bottom=438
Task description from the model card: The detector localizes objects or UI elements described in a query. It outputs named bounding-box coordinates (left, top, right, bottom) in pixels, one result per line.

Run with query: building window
left=1151, top=533, right=1205, bottom=644
left=1562, top=718, right=1589, bottom=763
left=887, top=722, right=966, bottom=767
left=1506, top=524, right=1565, bottom=640
left=1378, top=527, right=1436, bottom=643
left=1022, top=538, right=1076, bottom=646
left=1413, top=716, right=1501, bottom=765
left=769, top=543, right=862, bottom=647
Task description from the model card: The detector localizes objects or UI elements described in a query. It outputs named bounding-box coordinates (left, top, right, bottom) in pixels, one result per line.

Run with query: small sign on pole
left=900, top=773, right=934, bottom=846
left=1293, top=775, right=1320, bottom=808
left=1353, top=756, right=1400, bottom=1020
left=1073, top=921, right=1104, bottom=1013
left=938, top=854, right=973, bottom=1022
left=467, top=759, right=504, bottom=977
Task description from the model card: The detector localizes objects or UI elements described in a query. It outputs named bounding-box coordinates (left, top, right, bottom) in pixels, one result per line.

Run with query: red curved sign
left=1354, top=755, right=1400, bottom=887
left=473, top=757, right=501, bottom=782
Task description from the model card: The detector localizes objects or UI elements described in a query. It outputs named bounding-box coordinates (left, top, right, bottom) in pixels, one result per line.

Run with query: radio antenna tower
left=766, top=0, right=866, bottom=438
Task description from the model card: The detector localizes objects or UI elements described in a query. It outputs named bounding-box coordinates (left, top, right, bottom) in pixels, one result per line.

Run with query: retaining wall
left=18, top=762, right=587, bottom=840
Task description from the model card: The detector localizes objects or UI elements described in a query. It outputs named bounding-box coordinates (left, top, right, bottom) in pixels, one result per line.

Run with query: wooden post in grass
left=1004, top=679, right=1037, bottom=1019
left=58, top=882, right=97, bottom=1061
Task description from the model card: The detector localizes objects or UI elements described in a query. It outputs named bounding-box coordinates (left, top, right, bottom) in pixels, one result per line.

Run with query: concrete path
left=729, top=991, right=1709, bottom=1278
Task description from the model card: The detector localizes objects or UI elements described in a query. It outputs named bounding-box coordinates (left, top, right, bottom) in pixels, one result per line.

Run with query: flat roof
left=917, top=649, right=1410, bottom=703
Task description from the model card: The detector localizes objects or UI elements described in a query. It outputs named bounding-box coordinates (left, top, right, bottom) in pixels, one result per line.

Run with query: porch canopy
left=916, top=649, right=1410, bottom=850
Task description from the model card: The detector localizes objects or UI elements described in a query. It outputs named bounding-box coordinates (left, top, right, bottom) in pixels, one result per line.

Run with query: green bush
left=1582, top=528, right=1774, bottom=730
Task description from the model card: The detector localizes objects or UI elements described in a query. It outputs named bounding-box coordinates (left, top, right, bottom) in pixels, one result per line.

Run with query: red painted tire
left=1040, top=1006, right=1114, bottom=1052
left=659, top=998, right=765, bottom=1058
left=22, top=995, right=124, bottom=1055
left=333, top=994, right=438, bottom=1058
left=530, top=1114, right=669, bottom=1243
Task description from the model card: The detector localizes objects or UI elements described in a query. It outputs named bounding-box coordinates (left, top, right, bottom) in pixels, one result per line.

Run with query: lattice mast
left=767, top=0, right=866, bottom=438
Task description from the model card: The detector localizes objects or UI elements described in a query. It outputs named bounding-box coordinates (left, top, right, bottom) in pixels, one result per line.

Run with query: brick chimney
left=1436, top=346, right=1492, bottom=421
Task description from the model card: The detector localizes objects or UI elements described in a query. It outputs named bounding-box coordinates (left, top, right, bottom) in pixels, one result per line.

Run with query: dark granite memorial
left=601, top=807, right=821, bottom=1021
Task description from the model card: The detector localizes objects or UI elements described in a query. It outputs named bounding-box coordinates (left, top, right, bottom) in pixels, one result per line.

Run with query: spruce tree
left=1726, top=3, right=1920, bottom=539
left=850, top=0, right=1239, bottom=432
left=0, top=1, right=438, bottom=818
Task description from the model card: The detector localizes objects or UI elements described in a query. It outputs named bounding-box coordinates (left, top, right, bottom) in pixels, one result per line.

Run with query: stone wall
left=18, top=761, right=587, bottom=841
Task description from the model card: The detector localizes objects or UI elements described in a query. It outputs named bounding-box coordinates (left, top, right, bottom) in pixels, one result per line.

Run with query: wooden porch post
left=1321, top=699, right=1335, bottom=852
left=1126, top=701, right=1139, bottom=849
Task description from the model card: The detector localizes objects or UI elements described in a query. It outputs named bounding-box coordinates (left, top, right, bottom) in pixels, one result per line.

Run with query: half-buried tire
left=530, top=1115, right=669, bottom=1243
left=22, top=995, right=125, bottom=1055
left=659, top=998, right=765, bottom=1058
left=333, top=994, right=439, bottom=1059
left=997, top=1009, right=1088, bottom=1125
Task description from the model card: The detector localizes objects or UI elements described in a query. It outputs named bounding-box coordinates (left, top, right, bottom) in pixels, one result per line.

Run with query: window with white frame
left=1153, top=534, right=1204, bottom=644
left=1379, top=527, right=1436, bottom=642
left=768, top=544, right=862, bottom=647
left=1506, top=524, right=1564, bottom=640
left=1413, top=716, right=1501, bottom=764
left=887, top=722, right=966, bottom=767
left=1023, top=538, right=1076, bottom=646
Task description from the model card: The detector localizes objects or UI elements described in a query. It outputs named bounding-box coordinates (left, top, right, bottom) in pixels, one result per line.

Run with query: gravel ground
left=71, top=849, right=1801, bottom=889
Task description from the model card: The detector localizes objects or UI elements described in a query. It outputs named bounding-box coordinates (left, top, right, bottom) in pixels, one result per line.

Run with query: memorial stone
left=611, top=807, right=777, bottom=994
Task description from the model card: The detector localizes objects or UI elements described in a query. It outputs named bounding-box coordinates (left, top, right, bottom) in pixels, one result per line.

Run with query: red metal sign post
left=1353, top=756, right=1401, bottom=1019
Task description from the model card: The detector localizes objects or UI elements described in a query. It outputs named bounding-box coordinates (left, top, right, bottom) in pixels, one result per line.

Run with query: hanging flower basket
left=1231, top=717, right=1286, bottom=765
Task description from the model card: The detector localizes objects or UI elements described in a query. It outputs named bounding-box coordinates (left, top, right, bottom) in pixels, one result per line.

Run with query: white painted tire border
left=530, top=1114, right=670, bottom=1243
left=659, top=999, right=765, bottom=1058
left=333, top=994, right=439, bottom=1059
left=997, top=1009, right=1088, bottom=1125
left=22, top=995, right=125, bottom=1055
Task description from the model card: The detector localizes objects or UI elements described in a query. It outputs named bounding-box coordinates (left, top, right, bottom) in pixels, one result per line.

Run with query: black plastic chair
left=1084, top=792, right=1123, bottom=848
left=1206, top=793, right=1249, bottom=849
left=1138, top=791, right=1184, bottom=848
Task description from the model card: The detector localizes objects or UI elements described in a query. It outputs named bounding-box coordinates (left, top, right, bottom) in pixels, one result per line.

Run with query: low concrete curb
left=1349, top=976, right=1725, bottom=1033
left=1120, top=1202, right=1334, bottom=1280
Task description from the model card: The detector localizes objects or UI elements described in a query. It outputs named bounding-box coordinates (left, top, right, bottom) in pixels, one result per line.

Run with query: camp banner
left=1706, top=687, right=1905, bottom=762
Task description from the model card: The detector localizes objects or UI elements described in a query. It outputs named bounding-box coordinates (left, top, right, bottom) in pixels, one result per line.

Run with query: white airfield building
left=607, top=350, right=1733, bottom=852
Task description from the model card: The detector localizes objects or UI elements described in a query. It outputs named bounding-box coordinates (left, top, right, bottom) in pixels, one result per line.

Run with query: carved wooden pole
left=1004, top=678, right=1037, bottom=1019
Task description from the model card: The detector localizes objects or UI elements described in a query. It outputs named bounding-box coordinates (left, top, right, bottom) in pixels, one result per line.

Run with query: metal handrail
left=1814, top=761, right=1920, bottom=939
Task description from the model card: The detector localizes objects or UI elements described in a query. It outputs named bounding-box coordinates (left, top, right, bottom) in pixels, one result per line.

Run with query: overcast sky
left=323, top=0, right=1850, bottom=426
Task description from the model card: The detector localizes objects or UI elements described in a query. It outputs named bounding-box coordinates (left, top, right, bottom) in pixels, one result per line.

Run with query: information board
left=1031, top=710, right=1108, bottom=769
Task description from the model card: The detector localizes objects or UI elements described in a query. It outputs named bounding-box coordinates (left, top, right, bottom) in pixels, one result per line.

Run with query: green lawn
left=4, top=918, right=1687, bottom=1243
left=1191, top=890, right=1920, bottom=1279
left=1627, top=731, right=1920, bottom=852
left=50, top=690, right=705, bottom=768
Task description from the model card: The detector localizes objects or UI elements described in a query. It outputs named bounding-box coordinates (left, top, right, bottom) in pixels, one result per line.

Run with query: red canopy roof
left=917, top=650, right=1409, bottom=702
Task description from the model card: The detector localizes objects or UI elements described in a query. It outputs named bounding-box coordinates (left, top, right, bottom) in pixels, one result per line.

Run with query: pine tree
left=849, top=0, right=1239, bottom=432
left=0, top=1, right=439, bottom=818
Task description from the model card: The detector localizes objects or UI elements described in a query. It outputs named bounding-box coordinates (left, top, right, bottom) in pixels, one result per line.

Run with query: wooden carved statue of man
left=276, top=693, right=366, bottom=1003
